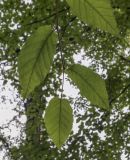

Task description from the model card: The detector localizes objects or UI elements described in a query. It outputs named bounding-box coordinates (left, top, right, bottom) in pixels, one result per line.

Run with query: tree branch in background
left=109, top=83, right=130, bottom=105
left=119, top=54, right=130, bottom=63
left=26, top=7, right=70, bottom=26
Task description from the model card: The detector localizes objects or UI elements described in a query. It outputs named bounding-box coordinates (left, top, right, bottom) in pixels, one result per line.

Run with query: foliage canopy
left=0, top=0, right=130, bottom=159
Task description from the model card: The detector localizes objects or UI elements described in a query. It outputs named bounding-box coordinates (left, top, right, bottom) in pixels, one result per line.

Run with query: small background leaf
left=18, top=25, right=57, bottom=97
left=44, top=98, right=73, bottom=149
left=66, top=0, right=119, bottom=34
left=66, top=64, right=109, bottom=109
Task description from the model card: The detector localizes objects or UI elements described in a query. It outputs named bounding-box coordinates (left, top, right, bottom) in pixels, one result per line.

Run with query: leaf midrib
left=58, top=99, right=62, bottom=147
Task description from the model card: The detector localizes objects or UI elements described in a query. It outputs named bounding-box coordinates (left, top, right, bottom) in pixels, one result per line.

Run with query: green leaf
left=66, top=64, right=109, bottom=109
left=66, top=0, right=119, bottom=34
left=44, top=98, right=73, bottom=149
left=18, top=26, right=57, bottom=97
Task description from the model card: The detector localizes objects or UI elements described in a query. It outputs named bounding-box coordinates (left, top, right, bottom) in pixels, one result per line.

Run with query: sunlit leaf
left=44, top=98, right=73, bottom=149
left=18, top=26, right=57, bottom=97
left=66, top=0, right=119, bottom=34
left=66, top=64, right=109, bottom=109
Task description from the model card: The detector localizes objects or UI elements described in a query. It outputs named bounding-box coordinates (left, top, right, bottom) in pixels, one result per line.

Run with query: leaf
left=18, top=26, right=57, bottom=97
left=66, top=0, right=119, bottom=35
left=66, top=64, right=109, bottom=109
left=44, top=98, right=73, bottom=149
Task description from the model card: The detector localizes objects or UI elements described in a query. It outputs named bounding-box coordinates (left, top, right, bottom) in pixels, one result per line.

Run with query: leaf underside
left=66, top=0, right=119, bottom=35
left=18, top=26, right=57, bottom=97
left=66, top=64, right=109, bottom=109
left=44, top=98, right=73, bottom=149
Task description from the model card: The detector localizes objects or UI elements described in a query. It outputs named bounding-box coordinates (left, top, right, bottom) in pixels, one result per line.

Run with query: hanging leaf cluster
left=17, top=0, right=118, bottom=148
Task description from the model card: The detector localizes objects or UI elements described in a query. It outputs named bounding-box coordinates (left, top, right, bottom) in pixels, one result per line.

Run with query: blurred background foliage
left=0, top=0, right=130, bottom=159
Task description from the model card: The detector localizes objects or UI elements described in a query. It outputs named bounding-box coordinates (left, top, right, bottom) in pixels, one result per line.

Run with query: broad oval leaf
left=44, top=98, right=73, bottom=149
left=18, top=26, right=57, bottom=97
left=66, top=0, right=119, bottom=35
left=66, top=64, right=109, bottom=109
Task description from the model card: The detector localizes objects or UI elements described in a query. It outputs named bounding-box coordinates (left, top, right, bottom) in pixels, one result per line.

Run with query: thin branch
left=117, top=38, right=130, bottom=63
left=114, top=52, right=130, bottom=63
left=61, top=16, right=76, bottom=38
left=26, top=7, right=69, bottom=26
left=119, top=54, right=130, bottom=63
left=54, top=2, right=70, bottom=100
left=109, top=84, right=130, bottom=105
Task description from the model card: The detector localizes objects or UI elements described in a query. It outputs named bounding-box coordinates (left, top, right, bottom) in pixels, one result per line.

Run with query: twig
left=26, top=7, right=69, bottom=26
left=119, top=54, right=130, bottom=63
left=109, top=83, right=130, bottom=105
left=55, top=0, right=64, bottom=147
left=114, top=51, right=130, bottom=63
